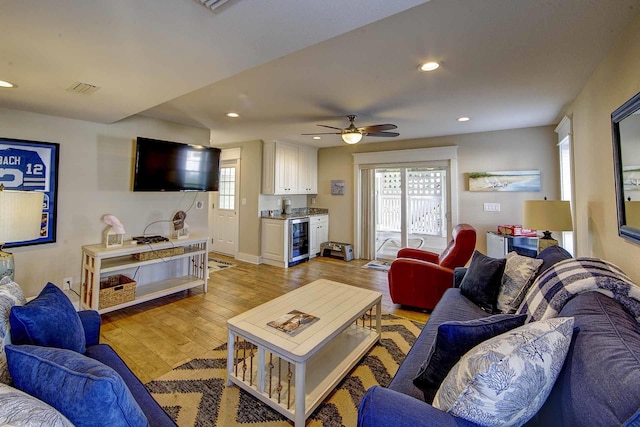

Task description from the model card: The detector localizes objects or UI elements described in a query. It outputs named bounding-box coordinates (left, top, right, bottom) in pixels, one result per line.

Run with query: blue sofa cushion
left=413, top=313, right=527, bottom=403
left=78, top=310, right=102, bottom=346
left=358, top=386, right=481, bottom=427
left=530, top=292, right=640, bottom=426
left=5, top=344, right=148, bottom=427
left=534, top=245, right=572, bottom=278
left=459, top=251, right=506, bottom=313
left=9, top=283, right=86, bottom=353
left=389, top=288, right=489, bottom=401
left=85, top=344, right=177, bottom=427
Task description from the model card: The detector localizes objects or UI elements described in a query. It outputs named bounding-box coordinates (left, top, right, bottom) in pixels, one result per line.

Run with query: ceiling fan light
left=0, top=79, right=17, bottom=88
left=342, top=131, right=363, bottom=144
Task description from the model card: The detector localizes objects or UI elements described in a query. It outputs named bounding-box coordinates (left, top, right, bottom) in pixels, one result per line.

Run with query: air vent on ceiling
left=197, top=0, right=235, bottom=12
left=66, top=82, right=100, bottom=95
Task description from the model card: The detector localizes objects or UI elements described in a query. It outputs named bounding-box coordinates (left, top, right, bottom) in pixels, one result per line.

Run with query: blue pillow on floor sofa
left=9, top=282, right=86, bottom=353
left=5, top=345, right=148, bottom=427
left=413, top=313, right=527, bottom=403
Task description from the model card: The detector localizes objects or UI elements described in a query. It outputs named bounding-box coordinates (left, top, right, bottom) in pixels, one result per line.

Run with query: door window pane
left=219, top=167, right=235, bottom=210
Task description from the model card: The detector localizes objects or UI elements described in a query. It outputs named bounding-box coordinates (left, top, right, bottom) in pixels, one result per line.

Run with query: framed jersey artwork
left=0, top=138, right=59, bottom=247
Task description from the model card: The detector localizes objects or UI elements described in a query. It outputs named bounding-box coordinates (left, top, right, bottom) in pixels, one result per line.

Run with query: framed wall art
left=0, top=137, right=59, bottom=247
left=468, top=170, right=541, bottom=192
left=331, top=180, right=345, bottom=195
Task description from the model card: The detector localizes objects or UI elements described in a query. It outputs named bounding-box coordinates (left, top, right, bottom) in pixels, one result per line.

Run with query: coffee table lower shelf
left=227, top=323, right=380, bottom=425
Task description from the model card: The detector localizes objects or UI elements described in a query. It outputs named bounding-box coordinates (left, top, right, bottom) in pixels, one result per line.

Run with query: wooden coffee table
left=226, top=279, right=382, bottom=426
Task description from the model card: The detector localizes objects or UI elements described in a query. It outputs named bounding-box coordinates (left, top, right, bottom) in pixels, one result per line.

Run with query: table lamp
left=0, top=188, right=45, bottom=279
left=523, top=198, right=573, bottom=251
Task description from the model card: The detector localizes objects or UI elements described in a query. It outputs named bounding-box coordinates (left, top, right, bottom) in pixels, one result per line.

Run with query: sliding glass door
left=374, top=166, right=448, bottom=260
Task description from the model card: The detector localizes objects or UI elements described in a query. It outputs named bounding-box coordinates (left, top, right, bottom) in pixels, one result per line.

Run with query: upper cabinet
left=298, top=145, right=318, bottom=194
left=262, top=141, right=318, bottom=195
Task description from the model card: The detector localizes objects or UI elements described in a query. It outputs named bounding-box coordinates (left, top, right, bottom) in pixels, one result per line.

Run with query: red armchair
left=388, top=224, right=477, bottom=310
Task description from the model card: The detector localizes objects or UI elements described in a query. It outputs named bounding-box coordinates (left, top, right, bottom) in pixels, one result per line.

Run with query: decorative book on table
left=267, top=310, right=319, bottom=336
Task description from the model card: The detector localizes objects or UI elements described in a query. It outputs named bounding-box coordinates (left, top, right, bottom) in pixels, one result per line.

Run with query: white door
left=212, top=161, right=239, bottom=256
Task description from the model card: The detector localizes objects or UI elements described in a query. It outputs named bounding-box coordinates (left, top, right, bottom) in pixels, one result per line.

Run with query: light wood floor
left=100, top=255, right=430, bottom=383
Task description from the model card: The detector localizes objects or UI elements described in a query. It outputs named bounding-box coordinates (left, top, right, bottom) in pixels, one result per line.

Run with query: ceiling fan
left=302, top=114, right=399, bottom=144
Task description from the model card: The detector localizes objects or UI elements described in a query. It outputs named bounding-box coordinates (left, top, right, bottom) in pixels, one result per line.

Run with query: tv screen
left=133, top=137, right=221, bottom=192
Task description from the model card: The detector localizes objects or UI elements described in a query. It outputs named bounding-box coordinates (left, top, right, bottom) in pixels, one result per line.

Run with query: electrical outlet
left=62, top=277, right=73, bottom=290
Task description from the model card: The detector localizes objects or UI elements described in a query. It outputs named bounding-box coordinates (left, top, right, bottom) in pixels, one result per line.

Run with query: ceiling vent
left=197, top=0, right=235, bottom=12
left=66, top=82, right=100, bottom=95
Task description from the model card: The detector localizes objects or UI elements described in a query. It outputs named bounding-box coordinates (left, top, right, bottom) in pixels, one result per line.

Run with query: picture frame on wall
left=468, top=170, right=541, bottom=192
left=0, top=137, right=59, bottom=247
left=331, top=180, right=345, bottom=195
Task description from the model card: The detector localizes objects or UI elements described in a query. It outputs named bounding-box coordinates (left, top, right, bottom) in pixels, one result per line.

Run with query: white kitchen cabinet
left=262, top=140, right=318, bottom=195
left=309, top=215, right=329, bottom=258
left=261, top=218, right=289, bottom=267
left=298, top=145, right=318, bottom=194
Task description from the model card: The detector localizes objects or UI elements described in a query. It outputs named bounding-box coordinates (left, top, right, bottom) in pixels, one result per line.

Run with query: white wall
left=0, top=108, right=210, bottom=297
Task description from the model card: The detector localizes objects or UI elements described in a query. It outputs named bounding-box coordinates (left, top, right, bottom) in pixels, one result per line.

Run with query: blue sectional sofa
left=358, top=247, right=640, bottom=426
left=1, top=281, right=175, bottom=427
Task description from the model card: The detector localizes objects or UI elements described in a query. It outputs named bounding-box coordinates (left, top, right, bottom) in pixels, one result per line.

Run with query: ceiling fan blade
left=365, top=131, right=400, bottom=137
left=301, top=132, right=341, bottom=135
left=358, top=124, right=397, bottom=133
left=317, top=124, right=344, bottom=130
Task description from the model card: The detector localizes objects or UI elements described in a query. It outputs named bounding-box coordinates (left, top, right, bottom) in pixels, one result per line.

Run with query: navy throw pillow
left=459, top=251, right=506, bottom=313
left=413, top=313, right=527, bottom=403
left=9, top=282, right=86, bottom=353
left=535, top=245, right=572, bottom=279
left=6, top=345, right=148, bottom=427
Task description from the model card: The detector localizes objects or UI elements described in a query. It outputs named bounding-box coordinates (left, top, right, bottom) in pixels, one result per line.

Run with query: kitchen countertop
left=260, top=207, right=329, bottom=220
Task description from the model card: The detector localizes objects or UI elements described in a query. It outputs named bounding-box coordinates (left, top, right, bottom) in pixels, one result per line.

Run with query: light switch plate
left=484, top=202, right=501, bottom=212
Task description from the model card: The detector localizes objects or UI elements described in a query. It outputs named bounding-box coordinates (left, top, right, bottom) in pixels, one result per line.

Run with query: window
left=218, top=166, right=236, bottom=210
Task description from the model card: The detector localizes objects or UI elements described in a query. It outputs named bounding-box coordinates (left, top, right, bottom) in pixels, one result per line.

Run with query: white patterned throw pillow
left=433, top=317, right=574, bottom=427
left=0, top=383, right=73, bottom=426
left=497, top=252, right=543, bottom=314
left=0, top=276, right=27, bottom=385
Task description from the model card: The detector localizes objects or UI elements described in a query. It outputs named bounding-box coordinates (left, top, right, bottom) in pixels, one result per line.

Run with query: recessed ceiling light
left=312, top=136, right=321, bottom=140
left=458, top=117, right=470, bottom=122
left=226, top=112, right=239, bottom=118
left=419, top=61, right=440, bottom=72
left=0, top=80, right=17, bottom=88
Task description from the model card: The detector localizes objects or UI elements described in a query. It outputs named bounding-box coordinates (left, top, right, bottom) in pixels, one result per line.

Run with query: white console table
left=81, top=236, right=208, bottom=314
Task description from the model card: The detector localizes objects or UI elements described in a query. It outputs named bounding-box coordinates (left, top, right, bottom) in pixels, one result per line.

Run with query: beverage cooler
left=288, top=217, right=310, bottom=266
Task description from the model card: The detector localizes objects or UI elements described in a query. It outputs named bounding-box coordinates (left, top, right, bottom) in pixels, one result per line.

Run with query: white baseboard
left=235, top=252, right=261, bottom=265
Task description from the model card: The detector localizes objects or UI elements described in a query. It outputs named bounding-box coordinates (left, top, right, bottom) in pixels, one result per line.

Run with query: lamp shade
left=0, top=190, right=44, bottom=243
left=625, top=201, right=640, bottom=228
left=341, top=131, right=363, bottom=144
left=522, top=200, right=573, bottom=232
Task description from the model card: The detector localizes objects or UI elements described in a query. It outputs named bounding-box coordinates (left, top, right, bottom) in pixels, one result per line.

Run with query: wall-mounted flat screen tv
left=133, top=137, right=221, bottom=192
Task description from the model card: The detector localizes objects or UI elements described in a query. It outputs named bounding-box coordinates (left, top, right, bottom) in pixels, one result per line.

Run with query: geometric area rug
left=208, top=258, right=236, bottom=275
left=145, top=314, right=424, bottom=427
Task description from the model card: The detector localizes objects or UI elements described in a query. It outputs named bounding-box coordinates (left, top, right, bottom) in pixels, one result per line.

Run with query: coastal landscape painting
left=623, top=165, right=640, bottom=193
left=468, top=170, right=541, bottom=192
